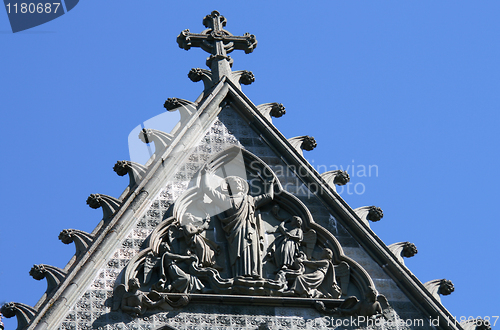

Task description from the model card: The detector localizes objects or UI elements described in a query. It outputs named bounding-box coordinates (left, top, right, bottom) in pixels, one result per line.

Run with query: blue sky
left=1, top=1, right=499, bottom=329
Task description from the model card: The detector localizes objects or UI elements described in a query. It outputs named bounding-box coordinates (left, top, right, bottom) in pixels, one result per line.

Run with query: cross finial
left=177, top=11, right=257, bottom=81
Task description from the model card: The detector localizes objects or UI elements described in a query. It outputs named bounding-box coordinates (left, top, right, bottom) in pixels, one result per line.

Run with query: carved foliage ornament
left=113, top=146, right=383, bottom=317
left=354, top=206, right=384, bottom=228
left=86, top=193, right=122, bottom=220
left=59, top=229, right=94, bottom=256
left=188, top=68, right=213, bottom=90
left=188, top=68, right=207, bottom=82
left=288, top=136, right=317, bottom=156
left=367, top=206, right=384, bottom=222
left=320, top=170, right=350, bottom=192
left=237, top=70, right=255, bottom=85
left=163, top=98, right=184, bottom=111
left=269, top=103, right=286, bottom=118
left=256, top=103, right=286, bottom=123
left=424, top=278, right=455, bottom=303
left=29, top=264, right=67, bottom=295
left=438, top=279, right=455, bottom=295
left=388, top=241, right=418, bottom=265
left=86, top=194, right=102, bottom=209
left=402, top=242, right=418, bottom=258
left=301, top=136, right=317, bottom=151
left=0, top=302, right=36, bottom=330
left=1, top=303, right=16, bottom=319
left=29, top=264, right=47, bottom=281
left=139, top=129, right=174, bottom=150
left=113, top=160, right=130, bottom=176
left=113, top=160, right=148, bottom=188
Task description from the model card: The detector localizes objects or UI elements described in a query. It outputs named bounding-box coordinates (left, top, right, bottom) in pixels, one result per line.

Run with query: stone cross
left=177, top=11, right=257, bottom=80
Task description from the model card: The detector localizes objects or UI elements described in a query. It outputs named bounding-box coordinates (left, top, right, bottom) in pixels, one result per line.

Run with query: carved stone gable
left=50, top=105, right=427, bottom=330
left=4, top=11, right=467, bottom=330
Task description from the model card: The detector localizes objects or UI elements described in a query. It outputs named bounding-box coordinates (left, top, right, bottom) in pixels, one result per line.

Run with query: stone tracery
left=115, top=146, right=380, bottom=316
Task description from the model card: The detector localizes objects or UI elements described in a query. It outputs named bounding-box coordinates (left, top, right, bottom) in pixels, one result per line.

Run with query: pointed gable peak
left=177, top=11, right=257, bottom=88
left=3, top=11, right=476, bottom=330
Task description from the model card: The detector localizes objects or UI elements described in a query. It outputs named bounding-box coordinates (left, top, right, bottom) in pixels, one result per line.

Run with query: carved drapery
left=112, top=146, right=382, bottom=317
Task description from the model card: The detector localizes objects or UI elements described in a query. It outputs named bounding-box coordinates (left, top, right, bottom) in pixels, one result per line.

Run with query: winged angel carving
left=114, top=146, right=386, bottom=316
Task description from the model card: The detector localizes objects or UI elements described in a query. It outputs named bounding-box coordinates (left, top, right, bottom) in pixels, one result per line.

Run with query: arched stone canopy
left=118, top=146, right=376, bottom=307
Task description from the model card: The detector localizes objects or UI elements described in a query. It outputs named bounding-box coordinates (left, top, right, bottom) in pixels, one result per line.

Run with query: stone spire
left=177, top=10, right=257, bottom=83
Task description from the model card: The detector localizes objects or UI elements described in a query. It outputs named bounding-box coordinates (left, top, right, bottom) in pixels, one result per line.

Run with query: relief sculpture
left=200, top=164, right=275, bottom=279
left=114, top=146, right=385, bottom=317
left=154, top=249, right=205, bottom=294
left=271, top=215, right=303, bottom=271
left=115, top=278, right=165, bottom=317
left=282, top=249, right=341, bottom=299
left=180, top=213, right=220, bottom=268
